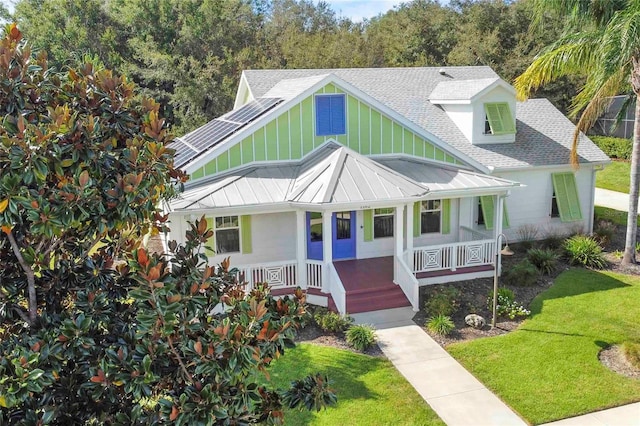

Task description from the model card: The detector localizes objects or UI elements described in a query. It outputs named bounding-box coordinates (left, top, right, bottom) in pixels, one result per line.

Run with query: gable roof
left=242, top=67, right=609, bottom=170
left=171, top=141, right=519, bottom=213
left=428, top=78, right=504, bottom=103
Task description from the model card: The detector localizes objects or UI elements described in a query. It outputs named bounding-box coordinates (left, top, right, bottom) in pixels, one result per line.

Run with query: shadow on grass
left=529, top=268, right=630, bottom=316
left=269, top=344, right=384, bottom=424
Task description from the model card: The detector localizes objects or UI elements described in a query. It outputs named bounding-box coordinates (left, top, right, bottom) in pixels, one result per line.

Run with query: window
left=421, top=200, right=441, bottom=233
left=373, top=208, right=394, bottom=238
left=484, top=103, right=515, bottom=135
left=335, top=211, right=351, bottom=239
left=477, top=198, right=485, bottom=226
left=551, top=173, right=582, bottom=222
left=551, top=190, right=560, bottom=218
left=215, top=216, right=240, bottom=253
left=478, top=196, right=510, bottom=230
left=315, top=94, right=346, bottom=136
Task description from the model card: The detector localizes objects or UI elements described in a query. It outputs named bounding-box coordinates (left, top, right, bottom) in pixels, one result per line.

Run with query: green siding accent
left=360, top=106, right=371, bottom=155
left=363, top=209, right=373, bottom=242
left=381, top=116, right=393, bottom=153
left=277, top=115, right=290, bottom=160
left=229, top=144, right=242, bottom=169
left=254, top=128, right=266, bottom=161
left=323, top=83, right=336, bottom=94
left=348, top=95, right=359, bottom=151
left=435, top=148, right=445, bottom=162
left=265, top=121, right=278, bottom=160
left=442, top=199, right=451, bottom=234
left=241, top=215, right=252, bottom=254
left=204, top=159, right=216, bottom=175
left=552, top=173, right=583, bottom=222
left=413, top=202, right=421, bottom=238
left=241, top=137, right=253, bottom=164
left=217, top=151, right=229, bottom=172
left=192, top=167, right=204, bottom=180
left=403, top=129, right=413, bottom=155
left=480, top=196, right=509, bottom=230
left=289, top=104, right=302, bottom=159
left=392, top=122, right=403, bottom=153
left=370, top=109, right=382, bottom=155
left=301, top=97, right=314, bottom=155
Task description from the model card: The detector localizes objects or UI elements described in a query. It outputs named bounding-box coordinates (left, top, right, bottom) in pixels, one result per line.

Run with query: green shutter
left=480, top=196, right=495, bottom=230
left=503, top=202, right=510, bottom=228
left=206, top=217, right=215, bottom=251
left=363, top=209, right=373, bottom=242
left=241, top=215, right=252, bottom=254
left=484, top=102, right=515, bottom=135
left=442, top=199, right=451, bottom=234
left=413, top=202, right=421, bottom=237
left=552, top=173, right=583, bottom=222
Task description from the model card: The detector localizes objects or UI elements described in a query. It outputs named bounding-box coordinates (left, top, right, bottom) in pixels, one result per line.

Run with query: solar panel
left=169, top=140, right=197, bottom=167
left=183, top=120, right=241, bottom=152
left=222, top=97, right=282, bottom=124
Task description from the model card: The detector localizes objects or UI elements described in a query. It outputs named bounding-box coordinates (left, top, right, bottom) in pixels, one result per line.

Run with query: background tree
left=514, top=0, right=640, bottom=264
left=0, top=25, right=334, bottom=424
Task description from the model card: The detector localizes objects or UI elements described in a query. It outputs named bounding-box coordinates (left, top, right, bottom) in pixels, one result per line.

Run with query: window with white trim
left=215, top=216, right=240, bottom=253
left=421, top=200, right=441, bottom=234
left=374, top=208, right=394, bottom=238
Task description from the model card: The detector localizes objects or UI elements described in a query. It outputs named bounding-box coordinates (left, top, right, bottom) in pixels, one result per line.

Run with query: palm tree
left=515, top=0, right=640, bottom=265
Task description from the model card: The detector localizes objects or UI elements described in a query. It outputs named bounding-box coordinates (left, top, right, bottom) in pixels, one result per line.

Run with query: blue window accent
left=315, top=94, right=346, bottom=136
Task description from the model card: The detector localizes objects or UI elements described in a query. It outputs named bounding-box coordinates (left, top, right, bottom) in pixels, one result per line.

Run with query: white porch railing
left=327, top=263, right=347, bottom=315
left=413, top=239, right=496, bottom=274
left=237, top=260, right=298, bottom=290
left=395, top=254, right=420, bottom=311
left=306, top=260, right=323, bottom=290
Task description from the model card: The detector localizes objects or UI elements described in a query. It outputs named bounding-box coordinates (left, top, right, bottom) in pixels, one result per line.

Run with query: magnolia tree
left=0, top=25, right=334, bottom=424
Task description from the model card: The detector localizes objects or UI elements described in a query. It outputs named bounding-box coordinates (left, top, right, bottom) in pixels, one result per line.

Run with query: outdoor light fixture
left=491, top=233, right=514, bottom=328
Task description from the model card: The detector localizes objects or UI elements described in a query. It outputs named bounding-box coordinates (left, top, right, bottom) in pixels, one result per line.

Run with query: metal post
left=491, top=233, right=512, bottom=328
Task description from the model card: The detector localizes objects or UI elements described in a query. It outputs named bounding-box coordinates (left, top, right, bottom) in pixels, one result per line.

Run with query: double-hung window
left=373, top=208, right=394, bottom=238
left=421, top=200, right=441, bottom=234
left=484, top=103, right=515, bottom=135
left=315, top=94, right=346, bottom=136
left=214, top=216, right=240, bottom=253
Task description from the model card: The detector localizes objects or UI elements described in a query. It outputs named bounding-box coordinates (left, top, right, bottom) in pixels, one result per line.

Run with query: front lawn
left=595, top=205, right=640, bottom=227
left=596, top=160, right=630, bottom=193
left=268, top=343, right=444, bottom=425
left=448, top=268, right=640, bottom=425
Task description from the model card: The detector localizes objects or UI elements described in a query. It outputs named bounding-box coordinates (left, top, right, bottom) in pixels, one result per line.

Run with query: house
left=166, top=67, right=610, bottom=314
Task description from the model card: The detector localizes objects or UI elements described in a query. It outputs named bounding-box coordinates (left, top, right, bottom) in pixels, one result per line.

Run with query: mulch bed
left=295, top=323, right=384, bottom=357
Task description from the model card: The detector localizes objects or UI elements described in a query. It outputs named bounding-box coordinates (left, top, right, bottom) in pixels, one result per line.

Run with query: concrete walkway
left=352, top=307, right=526, bottom=426
left=540, top=402, right=640, bottom=426
left=595, top=187, right=632, bottom=212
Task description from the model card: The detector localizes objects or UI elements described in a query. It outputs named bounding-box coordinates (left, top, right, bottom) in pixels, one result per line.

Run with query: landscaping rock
left=465, top=314, right=486, bottom=329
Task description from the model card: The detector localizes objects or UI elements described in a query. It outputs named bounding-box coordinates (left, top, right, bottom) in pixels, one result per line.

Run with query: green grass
left=268, top=343, right=444, bottom=425
left=448, top=269, right=640, bottom=425
left=594, top=205, right=640, bottom=226
left=596, top=160, right=630, bottom=193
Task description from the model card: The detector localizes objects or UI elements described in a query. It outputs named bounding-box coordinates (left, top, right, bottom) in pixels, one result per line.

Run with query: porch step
left=345, top=284, right=411, bottom=314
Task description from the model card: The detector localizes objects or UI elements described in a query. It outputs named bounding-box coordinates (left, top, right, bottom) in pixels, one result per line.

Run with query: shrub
left=313, top=308, right=353, bottom=333
left=426, top=314, right=456, bottom=336
left=621, top=341, right=640, bottom=369
left=594, top=220, right=616, bottom=247
left=527, top=248, right=557, bottom=275
left=517, top=224, right=539, bottom=249
left=502, top=259, right=539, bottom=286
left=590, top=136, right=632, bottom=160
left=424, top=286, right=461, bottom=317
left=487, top=288, right=530, bottom=319
left=346, top=324, right=377, bottom=351
left=541, top=228, right=565, bottom=250
left=564, top=235, right=607, bottom=269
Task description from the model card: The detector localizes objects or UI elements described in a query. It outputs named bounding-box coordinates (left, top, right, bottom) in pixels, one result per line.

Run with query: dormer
left=429, top=77, right=516, bottom=145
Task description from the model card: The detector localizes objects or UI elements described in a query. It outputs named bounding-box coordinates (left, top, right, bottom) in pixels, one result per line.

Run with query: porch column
left=405, top=202, right=414, bottom=264
left=296, top=210, right=307, bottom=289
left=496, top=195, right=504, bottom=276
left=322, top=210, right=333, bottom=293
left=394, top=205, right=405, bottom=282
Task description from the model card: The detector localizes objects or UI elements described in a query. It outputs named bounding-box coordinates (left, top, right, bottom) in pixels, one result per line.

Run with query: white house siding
left=496, top=166, right=596, bottom=241
left=169, top=211, right=298, bottom=267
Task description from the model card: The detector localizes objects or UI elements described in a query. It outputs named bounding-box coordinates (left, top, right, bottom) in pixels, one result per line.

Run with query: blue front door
left=306, top=211, right=356, bottom=260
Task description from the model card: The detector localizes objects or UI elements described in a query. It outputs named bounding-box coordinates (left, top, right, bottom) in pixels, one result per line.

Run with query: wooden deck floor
left=332, top=256, right=394, bottom=292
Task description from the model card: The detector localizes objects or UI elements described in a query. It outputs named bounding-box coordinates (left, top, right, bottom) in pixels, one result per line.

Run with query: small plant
left=487, top=288, right=530, bottom=319
left=636, top=242, right=640, bottom=253
left=346, top=324, right=377, bottom=351
left=502, top=259, right=539, bottom=286
left=621, top=341, right=640, bottom=369
left=564, top=235, right=606, bottom=269
left=426, top=314, right=455, bottom=336
left=541, top=228, right=565, bottom=250
left=593, top=220, right=616, bottom=247
left=313, top=307, right=353, bottom=333
left=527, top=248, right=557, bottom=275
left=517, top=224, right=539, bottom=249
left=613, top=249, right=624, bottom=259
left=424, top=286, right=461, bottom=317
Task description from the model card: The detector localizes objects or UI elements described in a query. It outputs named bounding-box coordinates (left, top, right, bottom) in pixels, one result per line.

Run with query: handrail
left=413, top=239, right=495, bottom=273
left=395, top=253, right=419, bottom=311
left=327, top=263, right=347, bottom=315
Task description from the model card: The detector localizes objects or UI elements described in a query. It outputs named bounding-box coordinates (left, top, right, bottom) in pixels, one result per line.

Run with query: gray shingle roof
left=428, top=78, right=500, bottom=101
left=243, top=67, right=610, bottom=170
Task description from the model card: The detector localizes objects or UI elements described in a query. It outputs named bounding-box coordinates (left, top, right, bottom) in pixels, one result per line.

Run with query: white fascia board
left=429, top=99, right=472, bottom=105
left=489, top=160, right=610, bottom=173
left=420, top=185, right=523, bottom=200
left=171, top=202, right=292, bottom=216
left=288, top=198, right=425, bottom=211
left=470, top=79, right=516, bottom=102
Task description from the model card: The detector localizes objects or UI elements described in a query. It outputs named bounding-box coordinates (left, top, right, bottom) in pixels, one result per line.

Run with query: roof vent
left=438, top=68, right=446, bottom=75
